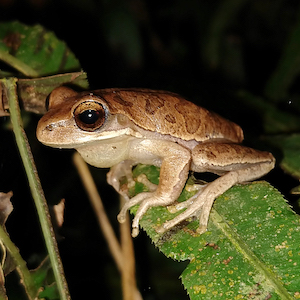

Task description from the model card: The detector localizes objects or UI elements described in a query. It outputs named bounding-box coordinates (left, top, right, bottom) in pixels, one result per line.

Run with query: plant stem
left=4, top=77, right=71, bottom=300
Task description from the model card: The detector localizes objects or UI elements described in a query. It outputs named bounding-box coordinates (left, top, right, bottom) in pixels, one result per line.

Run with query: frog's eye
left=74, top=101, right=106, bottom=131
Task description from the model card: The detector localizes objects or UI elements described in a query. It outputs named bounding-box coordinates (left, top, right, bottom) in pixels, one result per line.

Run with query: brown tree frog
left=36, top=87, right=275, bottom=237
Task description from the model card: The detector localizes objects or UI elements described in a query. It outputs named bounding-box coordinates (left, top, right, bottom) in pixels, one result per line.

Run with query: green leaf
left=131, top=166, right=300, bottom=299
left=31, top=257, right=59, bottom=300
left=0, top=21, right=80, bottom=77
left=0, top=22, right=89, bottom=114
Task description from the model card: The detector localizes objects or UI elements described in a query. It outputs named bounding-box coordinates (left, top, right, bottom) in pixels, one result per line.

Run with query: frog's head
left=36, top=86, right=132, bottom=149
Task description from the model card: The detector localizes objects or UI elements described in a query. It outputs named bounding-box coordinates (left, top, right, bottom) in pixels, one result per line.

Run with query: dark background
left=1, top=0, right=300, bottom=299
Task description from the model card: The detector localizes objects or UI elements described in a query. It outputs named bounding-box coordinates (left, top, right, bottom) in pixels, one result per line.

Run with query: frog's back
left=93, top=88, right=243, bottom=143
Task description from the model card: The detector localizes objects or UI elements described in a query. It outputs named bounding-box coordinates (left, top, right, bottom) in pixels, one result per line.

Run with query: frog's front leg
left=107, top=160, right=135, bottom=201
left=117, top=139, right=191, bottom=237
left=157, top=142, right=275, bottom=234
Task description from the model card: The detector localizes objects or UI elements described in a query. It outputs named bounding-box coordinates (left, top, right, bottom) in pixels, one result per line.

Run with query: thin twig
left=120, top=198, right=143, bottom=300
left=72, top=153, right=142, bottom=300
left=72, top=153, right=124, bottom=272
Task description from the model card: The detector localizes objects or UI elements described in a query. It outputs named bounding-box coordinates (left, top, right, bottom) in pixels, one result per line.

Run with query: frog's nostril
left=46, top=124, right=54, bottom=131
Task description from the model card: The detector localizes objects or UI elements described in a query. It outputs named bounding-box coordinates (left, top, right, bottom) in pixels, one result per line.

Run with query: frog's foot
left=117, top=192, right=154, bottom=224
left=156, top=193, right=208, bottom=234
left=157, top=171, right=240, bottom=234
left=130, top=193, right=176, bottom=237
left=118, top=191, right=176, bottom=237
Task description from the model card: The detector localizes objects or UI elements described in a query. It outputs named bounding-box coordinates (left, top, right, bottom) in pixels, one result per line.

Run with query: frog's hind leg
left=157, top=160, right=275, bottom=235
left=156, top=171, right=237, bottom=234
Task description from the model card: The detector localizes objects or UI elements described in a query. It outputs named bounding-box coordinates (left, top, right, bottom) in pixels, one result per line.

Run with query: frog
left=36, top=86, right=275, bottom=237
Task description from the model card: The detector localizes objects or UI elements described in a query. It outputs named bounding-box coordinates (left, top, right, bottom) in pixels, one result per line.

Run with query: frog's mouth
left=36, top=123, right=136, bottom=149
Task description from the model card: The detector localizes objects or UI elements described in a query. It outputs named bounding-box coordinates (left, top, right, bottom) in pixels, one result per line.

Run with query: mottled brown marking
left=165, top=114, right=176, bottom=124
left=192, top=142, right=274, bottom=166
left=145, top=95, right=165, bottom=115
left=208, top=151, right=217, bottom=159
left=175, top=100, right=202, bottom=134
left=112, top=94, right=134, bottom=107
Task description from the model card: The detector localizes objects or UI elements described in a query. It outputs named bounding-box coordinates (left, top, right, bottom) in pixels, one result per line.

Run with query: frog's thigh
left=191, top=142, right=275, bottom=175
left=196, top=161, right=273, bottom=233
left=159, top=163, right=260, bottom=234
left=158, top=143, right=275, bottom=233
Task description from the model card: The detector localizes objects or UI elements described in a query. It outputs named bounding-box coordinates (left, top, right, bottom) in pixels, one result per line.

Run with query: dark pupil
left=79, top=109, right=100, bottom=124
